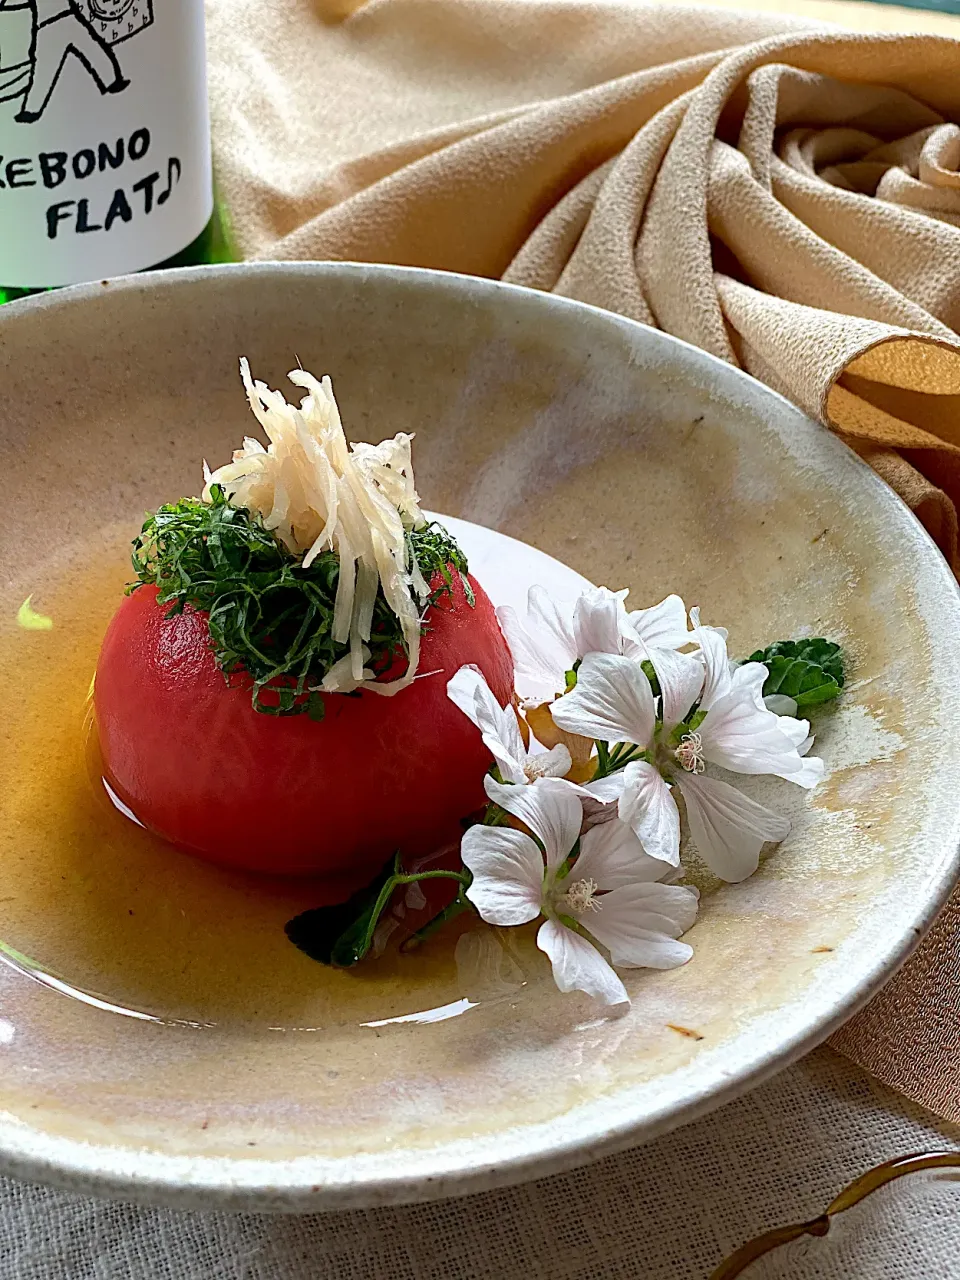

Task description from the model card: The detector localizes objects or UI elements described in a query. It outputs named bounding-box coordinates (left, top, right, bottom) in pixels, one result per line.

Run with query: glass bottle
left=0, top=0, right=220, bottom=303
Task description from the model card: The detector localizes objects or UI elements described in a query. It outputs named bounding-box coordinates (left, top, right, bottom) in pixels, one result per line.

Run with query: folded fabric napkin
left=206, top=0, right=960, bottom=1123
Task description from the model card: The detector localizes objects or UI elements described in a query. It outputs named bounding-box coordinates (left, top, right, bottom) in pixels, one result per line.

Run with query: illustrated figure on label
left=0, top=0, right=130, bottom=122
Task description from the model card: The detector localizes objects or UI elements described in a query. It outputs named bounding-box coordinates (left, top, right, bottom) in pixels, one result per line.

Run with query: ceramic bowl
left=0, top=262, right=957, bottom=1211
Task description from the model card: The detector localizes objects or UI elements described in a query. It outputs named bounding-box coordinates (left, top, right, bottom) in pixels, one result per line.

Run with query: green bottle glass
left=0, top=0, right=221, bottom=303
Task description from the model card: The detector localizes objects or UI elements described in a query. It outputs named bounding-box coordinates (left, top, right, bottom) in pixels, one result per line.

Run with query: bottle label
left=0, top=0, right=213, bottom=288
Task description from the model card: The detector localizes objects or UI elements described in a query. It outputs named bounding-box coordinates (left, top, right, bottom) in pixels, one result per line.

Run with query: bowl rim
left=2, top=259, right=958, bottom=1212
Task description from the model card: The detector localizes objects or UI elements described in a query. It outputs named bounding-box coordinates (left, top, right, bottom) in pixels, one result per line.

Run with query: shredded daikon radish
left=202, top=360, right=429, bottom=695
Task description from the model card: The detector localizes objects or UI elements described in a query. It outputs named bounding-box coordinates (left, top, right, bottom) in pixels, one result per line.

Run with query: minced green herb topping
left=129, top=485, right=471, bottom=716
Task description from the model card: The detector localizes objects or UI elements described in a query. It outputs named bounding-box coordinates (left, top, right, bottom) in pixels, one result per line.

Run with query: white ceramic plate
left=0, top=262, right=957, bottom=1210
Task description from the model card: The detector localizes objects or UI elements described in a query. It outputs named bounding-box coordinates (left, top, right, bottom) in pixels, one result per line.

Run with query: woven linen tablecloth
left=2, top=1, right=958, bottom=1277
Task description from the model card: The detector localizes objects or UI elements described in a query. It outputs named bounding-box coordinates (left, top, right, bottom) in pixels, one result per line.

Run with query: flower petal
left=496, top=591, right=571, bottom=703
left=484, top=777, right=582, bottom=870
left=536, top=917, right=628, bottom=1005
left=789, top=753, right=825, bottom=787
left=461, top=826, right=544, bottom=925
left=527, top=584, right=579, bottom=666
left=689, top=606, right=729, bottom=642
left=772, top=714, right=825, bottom=785
left=700, top=676, right=822, bottom=788
left=676, top=772, right=790, bottom=882
left=446, top=664, right=485, bottom=726
left=628, top=594, right=690, bottom=650
left=447, top=664, right=526, bottom=784
left=572, top=585, right=629, bottom=659
left=775, top=711, right=811, bottom=749
left=565, top=774, right=622, bottom=827
left=617, top=760, right=682, bottom=865
left=524, top=702, right=596, bottom=771
left=731, top=661, right=771, bottom=710
left=692, top=618, right=733, bottom=711
left=585, top=882, right=700, bottom=968
left=529, top=743, right=574, bottom=778
left=649, top=647, right=704, bottom=730
left=551, top=653, right=656, bottom=749
left=764, top=693, right=799, bottom=717
left=581, top=773, right=625, bottom=805
left=574, top=816, right=672, bottom=889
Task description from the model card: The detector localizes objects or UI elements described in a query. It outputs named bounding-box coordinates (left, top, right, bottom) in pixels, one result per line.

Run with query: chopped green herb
left=129, top=486, right=470, bottom=714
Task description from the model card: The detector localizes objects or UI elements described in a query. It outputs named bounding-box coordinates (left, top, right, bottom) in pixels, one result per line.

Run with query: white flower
left=496, top=584, right=638, bottom=704
left=550, top=623, right=823, bottom=881
left=461, top=778, right=699, bottom=1005
left=548, top=651, right=698, bottom=867
left=692, top=618, right=823, bottom=789
left=447, top=666, right=571, bottom=784
left=695, top=663, right=823, bottom=788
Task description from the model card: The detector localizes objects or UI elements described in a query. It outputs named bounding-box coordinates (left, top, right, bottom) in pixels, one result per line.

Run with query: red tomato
left=94, top=573, right=513, bottom=877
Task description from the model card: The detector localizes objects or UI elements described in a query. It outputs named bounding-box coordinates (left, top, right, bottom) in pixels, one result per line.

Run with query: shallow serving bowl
left=0, top=262, right=957, bottom=1211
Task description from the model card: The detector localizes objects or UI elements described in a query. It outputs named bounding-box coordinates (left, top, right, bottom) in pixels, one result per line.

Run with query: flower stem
left=356, top=861, right=470, bottom=959
left=592, top=741, right=654, bottom=779
left=482, top=802, right=509, bottom=827
left=397, top=869, right=471, bottom=886
left=400, top=892, right=472, bottom=952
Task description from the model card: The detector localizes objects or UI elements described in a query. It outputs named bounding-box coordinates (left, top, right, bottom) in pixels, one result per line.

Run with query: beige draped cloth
left=206, top=0, right=960, bottom=1122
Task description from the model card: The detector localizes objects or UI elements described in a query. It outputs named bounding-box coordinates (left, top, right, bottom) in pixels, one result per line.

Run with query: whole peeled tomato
left=94, top=571, right=513, bottom=877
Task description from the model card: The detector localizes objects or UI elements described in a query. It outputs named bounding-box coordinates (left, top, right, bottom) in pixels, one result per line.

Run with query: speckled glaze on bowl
left=0, top=263, right=958, bottom=1211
